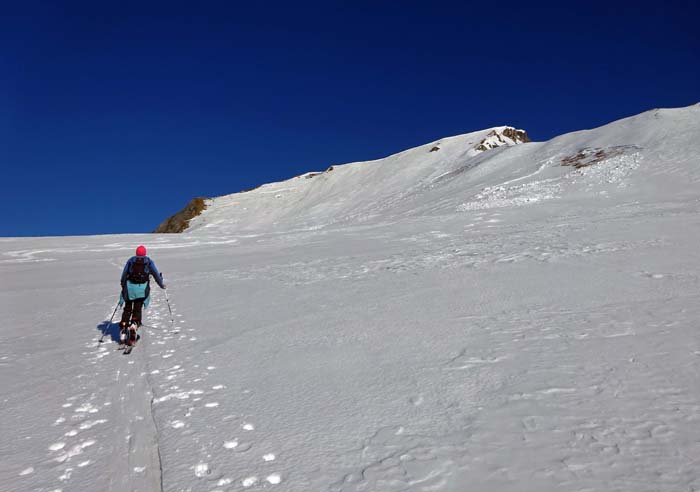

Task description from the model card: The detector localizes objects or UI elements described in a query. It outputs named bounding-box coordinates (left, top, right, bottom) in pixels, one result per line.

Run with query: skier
left=119, top=245, right=166, bottom=346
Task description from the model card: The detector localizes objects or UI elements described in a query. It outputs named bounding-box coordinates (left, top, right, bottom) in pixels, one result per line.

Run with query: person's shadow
left=96, top=321, right=121, bottom=343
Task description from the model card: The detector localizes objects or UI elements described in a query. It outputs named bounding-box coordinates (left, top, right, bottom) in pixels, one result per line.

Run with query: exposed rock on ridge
left=474, top=127, right=530, bottom=152
left=154, top=197, right=208, bottom=233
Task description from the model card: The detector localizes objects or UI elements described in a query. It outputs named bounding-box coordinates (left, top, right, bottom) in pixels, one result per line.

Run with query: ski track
left=19, top=304, right=169, bottom=491
left=5, top=292, right=286, bottom=492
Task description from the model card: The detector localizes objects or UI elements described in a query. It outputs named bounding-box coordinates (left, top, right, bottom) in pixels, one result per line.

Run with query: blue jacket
left=120, top=256, right=165, bottom=302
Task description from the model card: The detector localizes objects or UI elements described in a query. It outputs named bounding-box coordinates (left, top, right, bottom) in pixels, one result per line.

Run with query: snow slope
left=186, top=126, right=530, bottom=233
left=187, top=106, right=699, bottom=235
left=2, top=104, right=700, bottom=492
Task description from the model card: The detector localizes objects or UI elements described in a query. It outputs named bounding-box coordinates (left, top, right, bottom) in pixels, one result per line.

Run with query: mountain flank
left=153, top=126, right=528, bottom=233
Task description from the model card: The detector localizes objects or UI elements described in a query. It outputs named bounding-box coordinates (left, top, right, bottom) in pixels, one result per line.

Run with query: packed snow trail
left=0, top=256, right=172, bottom=492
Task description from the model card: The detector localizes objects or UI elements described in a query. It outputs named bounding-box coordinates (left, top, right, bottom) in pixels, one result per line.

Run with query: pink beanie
left=135, top=245, right=147, bottom=257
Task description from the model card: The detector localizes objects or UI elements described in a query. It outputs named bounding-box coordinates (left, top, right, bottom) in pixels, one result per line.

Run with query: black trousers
left=121, top=299, right=145, bottom=326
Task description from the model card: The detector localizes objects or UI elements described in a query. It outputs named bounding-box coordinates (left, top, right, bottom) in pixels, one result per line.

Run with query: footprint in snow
left=409, top=395, right=424, bottom=406
left=266, top=474, right=282, bottom=485
left=74, top=403, right=99, bottom=414
left=263, top=453, right=275, bottom=461
left=54, top=439, right=96, bottom=463
left=226, top=440, right=252, bottom=453
left=242, top=476, right=258, bottom=487
left=242, top=423, right=254, bottom=431
left=194, top=462, right=209, bottom=477
left=79, top=419, right=107, bottom=430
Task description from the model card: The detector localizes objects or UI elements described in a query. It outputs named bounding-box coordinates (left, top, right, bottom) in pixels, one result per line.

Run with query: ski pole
left=99, top=299, right=121, bottom=344
left=163, top=275, right=175, bottom=329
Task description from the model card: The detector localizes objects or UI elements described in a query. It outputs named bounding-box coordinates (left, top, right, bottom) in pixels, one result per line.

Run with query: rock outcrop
left=154, top=197, right=208, bottom=233
left=474, top=127, right=530, bottom=152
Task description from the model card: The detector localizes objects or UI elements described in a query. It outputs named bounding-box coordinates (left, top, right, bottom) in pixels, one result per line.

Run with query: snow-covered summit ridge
left=184, top=104, right=700, bottom=234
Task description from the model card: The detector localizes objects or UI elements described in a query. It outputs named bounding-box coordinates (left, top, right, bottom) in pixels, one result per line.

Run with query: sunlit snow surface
left=2, top=105, right=700, bottom=491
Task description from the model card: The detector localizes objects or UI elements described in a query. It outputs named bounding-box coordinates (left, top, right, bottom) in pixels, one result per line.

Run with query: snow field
left=2, top=104, right=700, bottom=491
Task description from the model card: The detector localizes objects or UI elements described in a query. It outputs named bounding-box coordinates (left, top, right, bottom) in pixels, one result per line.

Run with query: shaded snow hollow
left=2, top=104, right=700, bottom=492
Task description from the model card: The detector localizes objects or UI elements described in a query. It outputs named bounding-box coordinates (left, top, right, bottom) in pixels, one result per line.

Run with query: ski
left=117, top=326, right=127, bottom=350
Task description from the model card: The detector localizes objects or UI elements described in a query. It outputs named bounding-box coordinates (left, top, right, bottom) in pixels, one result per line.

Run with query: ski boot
left=126, top=320, right=141, bottom=346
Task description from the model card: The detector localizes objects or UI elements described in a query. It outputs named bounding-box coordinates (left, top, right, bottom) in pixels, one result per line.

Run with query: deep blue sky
left=2, top=1, right=698, bottom=236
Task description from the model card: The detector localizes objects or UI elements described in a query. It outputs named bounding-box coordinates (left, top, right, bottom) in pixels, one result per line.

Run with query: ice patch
left=263, top=453, right=276, bottom=461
